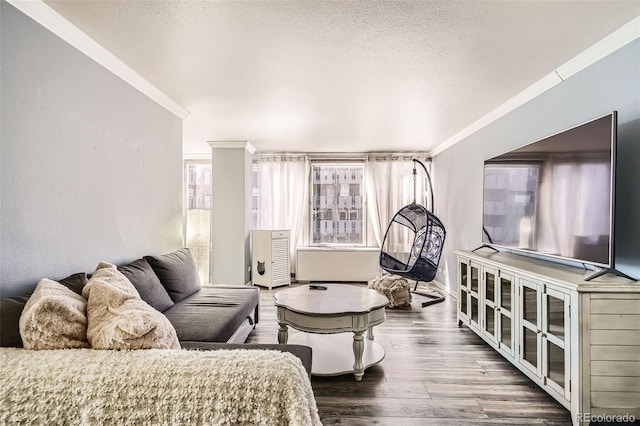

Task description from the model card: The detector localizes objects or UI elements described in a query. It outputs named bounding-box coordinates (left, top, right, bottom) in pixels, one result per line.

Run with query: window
left=251, top=161, right=259, bottom=229
left=311, top=163, right=365, bottom=245
left=186, top=162, right=212, bottom=210
left=184, top=160, right=212, bottom=284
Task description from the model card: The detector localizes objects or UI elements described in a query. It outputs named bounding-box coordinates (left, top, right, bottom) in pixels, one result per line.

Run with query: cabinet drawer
left=271, top=230, right=290, bottom=239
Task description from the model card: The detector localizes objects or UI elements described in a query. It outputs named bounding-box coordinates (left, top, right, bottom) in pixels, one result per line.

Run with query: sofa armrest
left=180, top=341, right=312, bottom=377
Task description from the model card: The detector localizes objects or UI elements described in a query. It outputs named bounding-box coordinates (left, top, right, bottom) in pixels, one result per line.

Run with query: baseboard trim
left=430, top=280, right=457, bottom=300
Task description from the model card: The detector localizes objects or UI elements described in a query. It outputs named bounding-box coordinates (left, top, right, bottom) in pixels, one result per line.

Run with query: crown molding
left=429, top=16, right=640, bottom=158
left=429, top=72, right=562, bottom=157
left=556, top=16, right=640, bottom=80
left=7, top=0, right=189, bottom=120
left=208, top=141, right=256, bottom=154
left=183, top=153, right=211, bottom=161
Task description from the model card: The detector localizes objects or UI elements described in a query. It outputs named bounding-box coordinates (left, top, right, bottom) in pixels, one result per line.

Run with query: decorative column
left=208, top=141, right=255, bottom=285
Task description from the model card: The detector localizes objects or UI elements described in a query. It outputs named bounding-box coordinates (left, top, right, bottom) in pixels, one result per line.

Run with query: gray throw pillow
left=58, top=272, right=89, bottom=295
left=119, top=258, right=174, bottom=312
left=144, top=248, right=201, bottom=303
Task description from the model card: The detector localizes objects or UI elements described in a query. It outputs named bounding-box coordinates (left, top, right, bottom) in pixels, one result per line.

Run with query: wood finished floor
left=246, top=282, right=572, bottom=425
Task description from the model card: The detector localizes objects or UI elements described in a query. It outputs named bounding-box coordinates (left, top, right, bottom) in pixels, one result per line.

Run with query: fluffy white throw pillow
left=19, top=278, right=90, bottom=350
left=368, top=273, right=412, bottom=308
left=83, top=262, right=180, bottom=350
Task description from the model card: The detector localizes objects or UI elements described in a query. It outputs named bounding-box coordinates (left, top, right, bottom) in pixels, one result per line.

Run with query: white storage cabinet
left=251, top=230, right=291, bottom=289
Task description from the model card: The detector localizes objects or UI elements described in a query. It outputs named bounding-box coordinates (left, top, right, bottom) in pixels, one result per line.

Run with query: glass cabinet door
left=458, top=259, right=470, bottom=324
left=469, top=263, right=480, bottom=331
left=482, top=267, right=498, bottom=344
left=470, top=263, right=479, bottom=293
left=519, top=279, right=542, bottom=377
left=497, top=272, right=515, bottom=359
left=542, top=287, right=570, bottom=399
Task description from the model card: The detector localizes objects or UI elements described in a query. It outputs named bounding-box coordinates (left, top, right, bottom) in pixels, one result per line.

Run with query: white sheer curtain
left=254, top=155, right=309, bottom=274
left=365, top=155, right=429, bottom=248
left=537, top=159, right=611, bottom=259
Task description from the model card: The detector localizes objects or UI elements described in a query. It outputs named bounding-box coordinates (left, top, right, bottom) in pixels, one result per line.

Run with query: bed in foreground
left=1, top=348, right=321, bottom=425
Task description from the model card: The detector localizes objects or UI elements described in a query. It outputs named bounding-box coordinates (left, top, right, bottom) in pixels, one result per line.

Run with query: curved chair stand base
left=412, top=285, right=446, bottom=307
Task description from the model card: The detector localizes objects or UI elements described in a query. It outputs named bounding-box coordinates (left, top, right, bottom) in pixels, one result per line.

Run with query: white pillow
left=83, top=262, right=180, bottom=350
left=19, top=278, right=89, bottom=350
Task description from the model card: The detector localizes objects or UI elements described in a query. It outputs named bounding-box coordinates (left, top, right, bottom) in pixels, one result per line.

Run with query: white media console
left=455, top=249, right=639, bottom=425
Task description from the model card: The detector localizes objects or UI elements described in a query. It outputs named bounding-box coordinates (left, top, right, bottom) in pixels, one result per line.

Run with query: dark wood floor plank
left=312, top=380, right=431, bottom=399
left=478, top=399, right=571, bottom=420
left=425, top=382, right=554, bottom=401
left=245, top=282, right=572, bottom=425
left=384, top=369, right=533, bottom=385
left=315, top=396, right=487, bottom=419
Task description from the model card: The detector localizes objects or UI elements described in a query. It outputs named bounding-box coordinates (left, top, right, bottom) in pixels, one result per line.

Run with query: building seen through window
left=185, top=161, right=211, bottom=284
left=311, top=164, right=365, bottom=244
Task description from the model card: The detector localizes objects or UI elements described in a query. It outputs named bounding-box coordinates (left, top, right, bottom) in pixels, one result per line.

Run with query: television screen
left=482, top=112, right=617, bottom=267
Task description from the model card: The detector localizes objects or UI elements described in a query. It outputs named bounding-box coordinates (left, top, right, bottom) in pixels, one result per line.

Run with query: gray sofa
left=0, top=248, right=312, bottom=374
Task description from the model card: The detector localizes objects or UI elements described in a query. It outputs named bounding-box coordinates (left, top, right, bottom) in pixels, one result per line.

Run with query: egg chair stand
left=379, top=159, right=447, bottom=308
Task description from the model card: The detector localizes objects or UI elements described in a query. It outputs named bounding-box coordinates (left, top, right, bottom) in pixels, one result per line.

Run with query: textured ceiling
left=43, top=0, right=640, bottom=154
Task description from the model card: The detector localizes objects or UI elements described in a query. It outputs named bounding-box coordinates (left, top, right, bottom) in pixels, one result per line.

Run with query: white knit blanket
left=0, top=348, right=322, bottom=426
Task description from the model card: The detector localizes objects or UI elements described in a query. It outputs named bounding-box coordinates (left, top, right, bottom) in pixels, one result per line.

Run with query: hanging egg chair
left=379, top=159, right=446, bottom=307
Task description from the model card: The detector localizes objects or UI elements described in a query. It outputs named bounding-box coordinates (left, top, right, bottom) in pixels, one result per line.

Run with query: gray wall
left=210, top=145, right=253, bottom=285
left=433, top=39, right=640, bottom=293
left=1, top=2, right=183, bottom=296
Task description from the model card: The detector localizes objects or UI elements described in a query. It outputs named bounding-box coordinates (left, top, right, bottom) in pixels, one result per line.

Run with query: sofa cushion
left=144, top=248, right=201, bottom=303
left=0, top=295, right=31, bottom=348
left=163, top=286, right=259, bottom=343
left=118, top=258, right=174, bottom=312
left=19, top=278, right=89, bottom=350
left=0, top=272, right=88, bottom=348
left=83, top=262, right=180, bottom=350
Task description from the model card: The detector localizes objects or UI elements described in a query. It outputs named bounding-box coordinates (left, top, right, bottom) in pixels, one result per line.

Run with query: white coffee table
left=274, top=284, right=388, bottom=381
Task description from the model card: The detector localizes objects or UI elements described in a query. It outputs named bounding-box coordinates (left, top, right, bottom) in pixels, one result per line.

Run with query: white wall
left=432, top=39, right=640, bottom=293
left=0, top=2, right=183, bottom=296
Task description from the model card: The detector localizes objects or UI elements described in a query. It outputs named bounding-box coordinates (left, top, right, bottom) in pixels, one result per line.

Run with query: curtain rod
left=191, top=151, right=432, bottom=161
left=253, top=151, right=431, bottom=160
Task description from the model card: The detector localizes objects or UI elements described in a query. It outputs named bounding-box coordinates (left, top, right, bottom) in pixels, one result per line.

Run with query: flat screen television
left=481, top=111, right=617, bottom=268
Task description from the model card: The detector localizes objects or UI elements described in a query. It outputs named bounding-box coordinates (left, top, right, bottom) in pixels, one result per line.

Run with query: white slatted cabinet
left=251, top=230, right=291, bottom=289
